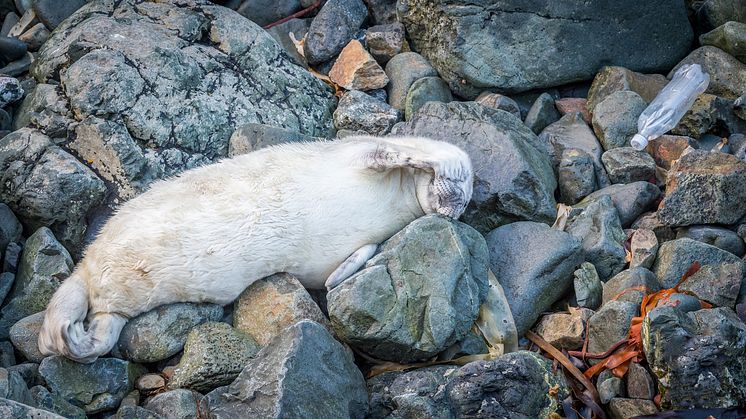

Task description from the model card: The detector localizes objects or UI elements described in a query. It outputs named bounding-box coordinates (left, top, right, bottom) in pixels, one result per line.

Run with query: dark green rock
left=328, top=215, right=489, bottom=362
left=0, top=227, right=72, bottom=340
left=303, top=0, right=367, bottom=65
left=524, top=92, right=560, bottom=134
left=30, top=385, right=86, bottom=419
left=0, top=129, right=107, bottom=254
left=567, top=195, right=627, bottom=281
left=367, top=365, right=458, bottom=418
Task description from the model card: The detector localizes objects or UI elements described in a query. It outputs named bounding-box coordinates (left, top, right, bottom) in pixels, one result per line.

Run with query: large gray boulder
left=206, top=320, right=368, bottom=419
left=21, top=0, right=335, bottom=204
left=392, top=101, right=557, bottom=234
left=486, top=221, right=584, bottom=335
left=328, top=215, right=489, bottom=362
left=0, top=129, right=106, bottom=254
left=398, top=0, right=693, bottom=98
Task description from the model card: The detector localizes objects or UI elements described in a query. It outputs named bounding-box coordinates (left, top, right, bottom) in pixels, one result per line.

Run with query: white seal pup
left=38, top=135, right=473, bottom=363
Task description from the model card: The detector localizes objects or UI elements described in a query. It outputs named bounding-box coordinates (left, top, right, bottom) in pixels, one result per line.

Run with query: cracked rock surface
left=16, top=0, right=335, bottom=207
left=397, top=0, right=693, bottom=98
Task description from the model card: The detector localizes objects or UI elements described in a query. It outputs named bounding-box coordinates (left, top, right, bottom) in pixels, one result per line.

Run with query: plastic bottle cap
left=631, top=134, right=648, bottom=151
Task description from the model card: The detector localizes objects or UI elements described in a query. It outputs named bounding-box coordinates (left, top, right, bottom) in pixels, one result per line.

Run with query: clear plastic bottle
left=630, top=64, right=710, bottom=151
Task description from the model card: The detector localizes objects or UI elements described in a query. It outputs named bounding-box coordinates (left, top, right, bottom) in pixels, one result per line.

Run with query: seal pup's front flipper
left=325, top=243, right=378, bottom=290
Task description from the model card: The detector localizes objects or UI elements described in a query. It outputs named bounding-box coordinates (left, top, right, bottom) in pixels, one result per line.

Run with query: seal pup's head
left=413, top=144, right=474, bottom=219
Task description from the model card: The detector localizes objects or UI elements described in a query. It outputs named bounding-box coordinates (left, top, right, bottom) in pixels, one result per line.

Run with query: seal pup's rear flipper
left=325, top=243, right=378, bottom=290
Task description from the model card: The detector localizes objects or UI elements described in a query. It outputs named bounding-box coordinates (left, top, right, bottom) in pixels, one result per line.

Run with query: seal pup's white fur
left=38, top=135, right=473, bottom=363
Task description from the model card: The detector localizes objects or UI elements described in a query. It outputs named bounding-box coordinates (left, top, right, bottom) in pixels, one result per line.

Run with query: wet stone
left=577, top=182, right=661, bottom=228
left=599, top=376, right=625, bottom=404
left=676, top=225, right=745, bottom=257
left=626, top=363, right=655, bottom=400
left=304, top=0, right=367, bottom=65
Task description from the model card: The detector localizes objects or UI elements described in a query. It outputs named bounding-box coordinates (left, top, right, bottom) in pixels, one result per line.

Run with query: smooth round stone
left=404, top=76, right=453, bottom=120
left=0, top=37, right=27, bottom=64
left=385, top=52, right=437, bottom=109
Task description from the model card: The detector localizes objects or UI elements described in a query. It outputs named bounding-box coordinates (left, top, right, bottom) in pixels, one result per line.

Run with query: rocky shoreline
left=0, top=0, right=745, bottom=418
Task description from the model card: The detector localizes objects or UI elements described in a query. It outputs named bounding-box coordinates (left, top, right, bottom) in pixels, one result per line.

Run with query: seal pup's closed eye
left=38, top=135, right=474, bottom=363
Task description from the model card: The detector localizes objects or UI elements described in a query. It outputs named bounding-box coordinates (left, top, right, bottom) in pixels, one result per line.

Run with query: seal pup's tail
left=38, top=273, right=126, bottom=363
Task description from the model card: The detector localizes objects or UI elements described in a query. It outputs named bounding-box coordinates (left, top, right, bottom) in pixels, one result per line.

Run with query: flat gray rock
left=25, top=0, right=335, bottom=208
left=398, top=0, right=692, bottom=97
left=577, top=182, right=661, bottom=227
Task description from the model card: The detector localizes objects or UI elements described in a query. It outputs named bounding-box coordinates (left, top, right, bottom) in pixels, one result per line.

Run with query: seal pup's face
left=414, top=156, right=474, bottom=219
